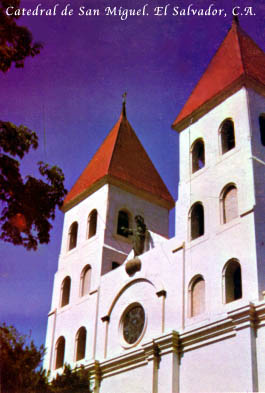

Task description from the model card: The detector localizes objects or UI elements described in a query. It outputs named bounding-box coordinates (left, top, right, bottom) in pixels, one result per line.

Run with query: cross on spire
left=233, top=14, right=239, bottom=26
left=122, top=92, right=127, bottom=103
left=122, top=92, right=127, bottom=117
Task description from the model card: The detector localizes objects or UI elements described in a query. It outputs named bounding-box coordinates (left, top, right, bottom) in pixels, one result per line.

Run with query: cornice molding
left=62, top=174, right=174, bottom=213
left=82, top=302, right=265, bottom=380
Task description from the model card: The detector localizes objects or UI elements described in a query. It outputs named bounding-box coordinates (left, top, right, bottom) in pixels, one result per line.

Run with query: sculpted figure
left=122, top=215, right=147, bottom=257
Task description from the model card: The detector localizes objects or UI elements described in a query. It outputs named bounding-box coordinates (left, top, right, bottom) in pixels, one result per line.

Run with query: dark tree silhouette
left=50, top=364, right=91, bottom=393
left=0, top=0, right=42, bottom=72
left=0, top=1, right=67, bottom=250
left=0, top=323, right=49, bottom=393
left=0, top=324, right=91, bottom=393
left=0, top=122, right=67, bottom=250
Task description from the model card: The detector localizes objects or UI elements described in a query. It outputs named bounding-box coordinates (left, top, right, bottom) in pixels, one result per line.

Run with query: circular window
left=122, top=304, right=145, bottom=345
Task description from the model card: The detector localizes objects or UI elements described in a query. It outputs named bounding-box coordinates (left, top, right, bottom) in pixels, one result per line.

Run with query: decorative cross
left=122, top=92, right=127, bottom=104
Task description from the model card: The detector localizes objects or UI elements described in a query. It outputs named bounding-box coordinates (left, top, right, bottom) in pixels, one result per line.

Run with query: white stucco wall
left=179, top=327, right=255, bottom=392
left=100, top=363, right=153, bottom=393
left=247, top=89, right=265, bottom=297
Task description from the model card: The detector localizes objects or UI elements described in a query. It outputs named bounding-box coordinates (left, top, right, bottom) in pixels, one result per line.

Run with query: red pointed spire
left=173, top=21, right=265, bottom=132
left=63, top=103, right=174, bottom=211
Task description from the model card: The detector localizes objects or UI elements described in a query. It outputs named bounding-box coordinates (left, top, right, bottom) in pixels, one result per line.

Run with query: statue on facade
left=122, top=215, right=147, bottom=257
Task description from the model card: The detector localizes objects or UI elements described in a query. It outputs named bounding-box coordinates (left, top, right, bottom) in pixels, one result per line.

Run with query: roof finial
left=233, top=14, right=239, bottom=26
left=122, top=92, right=127, bottom=118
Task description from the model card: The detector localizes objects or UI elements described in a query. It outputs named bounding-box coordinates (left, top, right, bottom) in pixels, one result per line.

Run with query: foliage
left=0, top=1, right=66, bottom=250
left=0, top=0, right=42, bottom=72
left=0, top=323, right=49, bottom=393
left=0, top=121, right=67, bottom=250
left=0, top=324, right=91, bottom=393
left=50, top=364, right=91, bottom=393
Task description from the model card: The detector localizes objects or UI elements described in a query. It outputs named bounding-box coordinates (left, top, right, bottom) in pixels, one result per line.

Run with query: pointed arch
left=88, top=209, right=97, bottom=239
left=80, top=265, right=91, bottom=297
left=189, top=202, right=204, bottom=240
left=219, top=118, right=235, bottom=154
left=191, top=138, right=205, bottom=173
left=60, top=276, right=71, bottom=307
left=68, top=221, right=78, bottom=250
left=223, top=259, right=242, bottom=303
left=220, top=183, right=238, bottom=224
left=189, top=275, right=205, bottom=317
left=75, top=327, right=87, bottom=361
left=55, top=336, right=65, bottom=369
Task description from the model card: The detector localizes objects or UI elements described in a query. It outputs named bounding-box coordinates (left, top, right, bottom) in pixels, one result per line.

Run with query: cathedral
left=44, top=19, right=265, bottom=392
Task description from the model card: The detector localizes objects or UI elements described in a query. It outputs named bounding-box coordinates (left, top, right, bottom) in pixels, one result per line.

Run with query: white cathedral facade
left=44, top=20, right=265, bottom=392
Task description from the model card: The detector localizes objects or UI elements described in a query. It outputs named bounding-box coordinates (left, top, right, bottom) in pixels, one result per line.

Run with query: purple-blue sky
left=1, top=0, right=264, bottom=350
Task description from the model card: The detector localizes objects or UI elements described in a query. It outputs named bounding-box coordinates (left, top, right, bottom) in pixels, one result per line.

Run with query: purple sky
left=1, top=0, right=264, bottom=350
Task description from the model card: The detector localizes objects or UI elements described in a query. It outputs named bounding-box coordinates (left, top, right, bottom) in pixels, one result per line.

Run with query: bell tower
left=172, top=18, right=265, bottom=314
left=43, top=101, right=174, bottom=375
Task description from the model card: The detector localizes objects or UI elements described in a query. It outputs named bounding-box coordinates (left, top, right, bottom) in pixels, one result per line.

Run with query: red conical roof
left=63, top=104, right=174, bottom=211
left=173, top=20, right=265, bottom=132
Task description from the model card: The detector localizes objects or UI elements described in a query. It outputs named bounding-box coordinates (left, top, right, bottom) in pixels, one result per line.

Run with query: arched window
left=55, top=336, right=65, bottom=369
left=68, top=222, right=78, bottom=250
left=221, top=184, right=238, bottom=224
left=259, top=114, right=265, bottom=146
left=191, top=139, right=205, bottom=173
left=60, top=276, right=71, bottom=307
left=88, top=210, right=97, bottom=239
left=80, top=265, right=91, bottom=297
left=190, top=202, right=204, bottom=240
left=190, top=276, right=205, bottom=317
left=117, top=210, right=130, bottom=237
left=75, top=327, right=87, bottom=361
left=220, top=119, right=235, bottom=154
left=223, top=259, right=242, bottom=303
